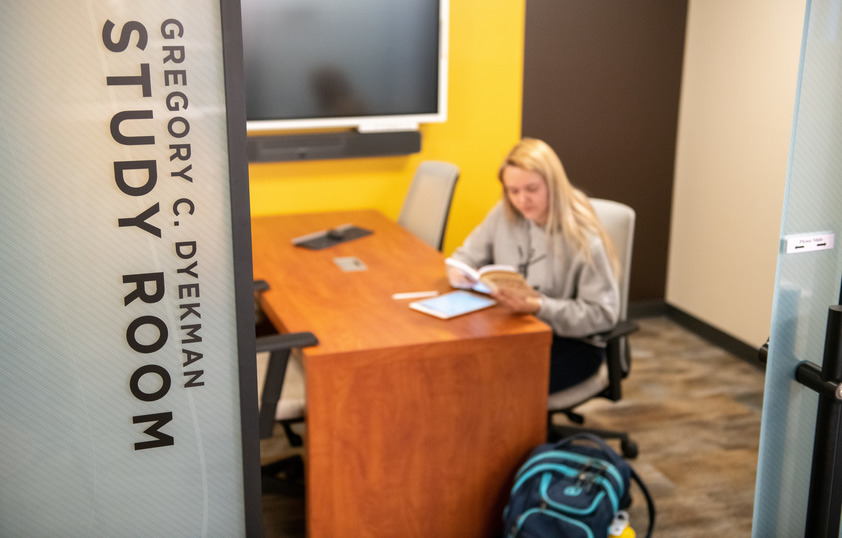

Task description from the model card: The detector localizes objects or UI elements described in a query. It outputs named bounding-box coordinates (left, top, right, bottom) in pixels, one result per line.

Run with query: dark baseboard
left=627, top=300, right=670, bottom=319
left=628, top=300, right=766, bottom=371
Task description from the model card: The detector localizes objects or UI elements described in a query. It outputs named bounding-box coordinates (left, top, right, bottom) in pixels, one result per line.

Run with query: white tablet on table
left=409, top=290, right=497, bottom=320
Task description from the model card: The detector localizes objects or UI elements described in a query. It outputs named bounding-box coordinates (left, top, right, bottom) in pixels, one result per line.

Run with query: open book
left=445, top=258, right=537, bottom=297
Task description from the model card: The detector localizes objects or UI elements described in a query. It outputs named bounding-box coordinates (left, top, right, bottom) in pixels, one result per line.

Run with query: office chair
left=397, top=160, right=460, bottom=251
left=254, top=280, right=319, bottom=494
left=546, top=198, right=640, bottom=458
left=254, top=280, right=308, bottom=446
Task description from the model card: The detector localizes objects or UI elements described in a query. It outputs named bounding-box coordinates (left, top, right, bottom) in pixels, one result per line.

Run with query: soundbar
left=247, top=131, right=422, bottom=162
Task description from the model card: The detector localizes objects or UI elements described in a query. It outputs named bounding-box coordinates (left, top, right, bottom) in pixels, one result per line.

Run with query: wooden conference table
left=251, top=210, right=552, bottom=537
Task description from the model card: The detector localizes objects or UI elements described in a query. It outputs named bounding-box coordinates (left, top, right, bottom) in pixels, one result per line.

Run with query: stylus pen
left=391, top=291, right=439, bottom=300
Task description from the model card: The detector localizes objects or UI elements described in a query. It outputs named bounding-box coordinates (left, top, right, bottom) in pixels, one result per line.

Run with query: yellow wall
left=248, top=0, right=526, bottom=254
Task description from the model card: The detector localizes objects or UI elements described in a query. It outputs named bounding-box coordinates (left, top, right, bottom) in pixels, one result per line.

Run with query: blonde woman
left=447, top=138, right=620, bottom=392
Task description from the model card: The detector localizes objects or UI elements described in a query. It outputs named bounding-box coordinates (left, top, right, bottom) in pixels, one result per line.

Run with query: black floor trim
left=628, top=300, right=766, bottom=372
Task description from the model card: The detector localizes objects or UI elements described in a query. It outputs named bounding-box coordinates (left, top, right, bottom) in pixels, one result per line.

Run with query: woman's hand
left=446, top=265, right=478, bottom=289
left=491, top=287, right=541, bottom=315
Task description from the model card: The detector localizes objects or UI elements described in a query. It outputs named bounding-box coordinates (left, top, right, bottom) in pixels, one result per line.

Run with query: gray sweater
left=450, top=202, right=620, bottom=342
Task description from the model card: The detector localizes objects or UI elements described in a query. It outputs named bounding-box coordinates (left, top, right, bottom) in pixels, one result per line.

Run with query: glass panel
left=754, top=0, right=842, bottom=535
left=0, top=2, right=249, bottom=535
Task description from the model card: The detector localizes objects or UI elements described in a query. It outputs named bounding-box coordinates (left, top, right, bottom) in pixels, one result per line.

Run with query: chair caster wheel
left=621, top=439, right=638, bottom=459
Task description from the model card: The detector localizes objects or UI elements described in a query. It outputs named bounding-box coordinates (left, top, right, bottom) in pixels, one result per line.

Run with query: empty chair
left=397, top=160, right=460, bottom=251
left=254, top=280, right=319, bottom=494
left=546, top=198, right=640, bottom=458
left=256, top=331, right=318, bottom=495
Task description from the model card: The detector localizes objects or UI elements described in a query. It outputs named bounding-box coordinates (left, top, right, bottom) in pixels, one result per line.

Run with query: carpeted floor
left=261, top=315, right=766, bottom=537
left=576, top=315, right=764, bottom=537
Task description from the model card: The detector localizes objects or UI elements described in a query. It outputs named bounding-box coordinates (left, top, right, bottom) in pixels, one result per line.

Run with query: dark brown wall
left=522, top=1, right=687, bottom=303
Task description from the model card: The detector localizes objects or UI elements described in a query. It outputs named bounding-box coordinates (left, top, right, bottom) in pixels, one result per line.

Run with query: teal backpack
left=503, top=433, right=655, bottom=538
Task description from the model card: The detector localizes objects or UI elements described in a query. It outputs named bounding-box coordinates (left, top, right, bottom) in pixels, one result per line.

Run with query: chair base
left=261, top=455, right=305, bottom=497
left=547, top=422, right=639, bottom=459
left=281, top=421, right=304, bottom=447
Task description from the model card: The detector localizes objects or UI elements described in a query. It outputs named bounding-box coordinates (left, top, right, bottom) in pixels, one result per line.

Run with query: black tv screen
left=241, top=0, right=449, bottom=133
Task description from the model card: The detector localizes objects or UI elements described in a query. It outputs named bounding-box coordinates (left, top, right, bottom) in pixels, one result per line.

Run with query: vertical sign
left=0, top=1, right=260, bottom=535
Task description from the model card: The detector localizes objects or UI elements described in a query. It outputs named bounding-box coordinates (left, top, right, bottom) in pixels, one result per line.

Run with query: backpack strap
left=553, top=432, right=618, bottom=455
left=630, top=467, right=656, bottom=538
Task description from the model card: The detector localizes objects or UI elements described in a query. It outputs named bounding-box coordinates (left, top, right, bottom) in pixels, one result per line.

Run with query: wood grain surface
left=252, top=210, right=552, bottom=537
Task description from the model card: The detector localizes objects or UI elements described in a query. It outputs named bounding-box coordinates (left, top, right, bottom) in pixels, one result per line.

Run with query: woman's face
left=502, top=165, right=549, bottom=226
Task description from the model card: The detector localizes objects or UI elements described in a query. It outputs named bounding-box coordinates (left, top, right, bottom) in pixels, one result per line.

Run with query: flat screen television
left=241, top=0, right=449, bottom=134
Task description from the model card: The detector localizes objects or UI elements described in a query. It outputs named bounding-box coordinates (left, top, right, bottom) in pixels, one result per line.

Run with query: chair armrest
left=599, top=319, right=638, bottom=401
left=603, top=319, right=639, bottom=341
left=590, top=319, right=639, bottom=345
left=253, top=279, right=270, bottom=294
left=258, top=331, right=318, bottom=439
left=253, top=280, right=279, bottom=336
left=257, top=332, right=319, bottom=353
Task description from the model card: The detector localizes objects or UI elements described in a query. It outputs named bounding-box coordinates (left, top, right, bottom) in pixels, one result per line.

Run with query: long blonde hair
left=498, top=138, right=620, bottom=276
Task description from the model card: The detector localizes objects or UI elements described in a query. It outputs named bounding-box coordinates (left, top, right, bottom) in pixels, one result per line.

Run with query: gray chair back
left=590, top=198, right=636, bottom=368
left=397, top=161, right=460, bottom=250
